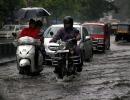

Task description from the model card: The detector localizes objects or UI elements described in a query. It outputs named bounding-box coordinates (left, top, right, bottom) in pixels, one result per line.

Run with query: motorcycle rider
left=50, top=16, right=83, bottom=73
left=20, top=19, right=44, bottom=40
left=19, top=19, right=36, bottom=38
left=35, top=20, right=46, bottom=64
left=20, top=19, right=45, bottom=64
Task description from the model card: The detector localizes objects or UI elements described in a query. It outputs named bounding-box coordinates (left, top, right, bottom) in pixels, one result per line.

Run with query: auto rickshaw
left=82, top=22, right=111, bottom=52
left=115, top=23, right=130, bottom=42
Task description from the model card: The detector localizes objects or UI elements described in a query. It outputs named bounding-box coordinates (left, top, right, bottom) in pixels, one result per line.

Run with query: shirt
left=20, top=27, right=42, bottom=38
left=50, top=27, right=80, bottom=42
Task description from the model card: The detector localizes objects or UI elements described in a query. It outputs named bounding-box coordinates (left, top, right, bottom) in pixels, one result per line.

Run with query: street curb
left=0, top=57, right=16, bottom=65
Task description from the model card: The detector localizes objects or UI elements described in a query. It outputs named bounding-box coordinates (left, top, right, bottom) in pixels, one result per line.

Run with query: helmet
left=63, top=16, right=73, bottom=28
left=29, top=19, right=35, bottom=28
left=29, top=19, right=35, bottom=25
left=35, top=20, right=43, bottom=28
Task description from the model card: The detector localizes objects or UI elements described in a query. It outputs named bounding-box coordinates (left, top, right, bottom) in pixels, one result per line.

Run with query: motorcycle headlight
left=49, top=46, right=59, bottom=51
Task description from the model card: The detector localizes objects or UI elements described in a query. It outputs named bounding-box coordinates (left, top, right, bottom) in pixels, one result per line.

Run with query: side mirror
left=50, top=31, right=54, bottom=36
left=12, top=33, right=17, bottom=38
left=85, top=36, right=90, bottom=41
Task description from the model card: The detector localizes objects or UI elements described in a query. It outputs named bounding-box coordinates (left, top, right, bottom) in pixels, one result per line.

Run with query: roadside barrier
left=0, top=43, right=16, bottom=59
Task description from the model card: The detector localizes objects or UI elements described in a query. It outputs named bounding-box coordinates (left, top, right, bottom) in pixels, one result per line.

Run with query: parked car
left=114, top=23, right=130, bottom=42
left=43, top=24, right=93, bottom=63
left=82, top=22, right=110, bottom=52
left=0, top=24, right=28, bottom=39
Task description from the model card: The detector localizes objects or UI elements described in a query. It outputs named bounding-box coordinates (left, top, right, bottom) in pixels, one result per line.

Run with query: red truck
left=83, top=22, right=110, bottom=52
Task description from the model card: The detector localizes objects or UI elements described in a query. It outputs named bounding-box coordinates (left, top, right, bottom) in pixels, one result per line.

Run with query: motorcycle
left=51, top=39, right=82, bottom=80
left=13, top=36, right=44, bottom=75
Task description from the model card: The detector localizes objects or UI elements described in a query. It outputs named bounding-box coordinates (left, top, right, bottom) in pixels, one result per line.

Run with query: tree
left=114, top=0, right=130, bottom=20
left=0, top=0, right=117, bottom=26
left=0, top=0, right=26, bottom=26
left=79, top=0, right=117, bottom=20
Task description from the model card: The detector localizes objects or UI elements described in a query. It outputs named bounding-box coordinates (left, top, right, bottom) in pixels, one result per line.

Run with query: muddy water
left=0, top=36, right=130, bottom=100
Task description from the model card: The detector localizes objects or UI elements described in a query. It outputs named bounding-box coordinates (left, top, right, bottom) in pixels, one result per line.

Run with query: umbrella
left=16, top=7, right=51, bottom=20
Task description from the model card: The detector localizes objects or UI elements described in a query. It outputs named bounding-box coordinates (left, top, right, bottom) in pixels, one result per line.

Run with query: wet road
left=0, top=36, right=130, bottom=100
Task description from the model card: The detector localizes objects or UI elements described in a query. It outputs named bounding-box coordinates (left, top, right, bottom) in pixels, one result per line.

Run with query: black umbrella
left=16, top=7, right=51, bottom=20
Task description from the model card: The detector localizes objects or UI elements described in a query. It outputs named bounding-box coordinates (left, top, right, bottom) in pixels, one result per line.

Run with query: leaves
left=0, top=0, right=26, bottom=25
left=0, top=0, right=117, bottom=26
left=31, top=0, right=117, bottom=21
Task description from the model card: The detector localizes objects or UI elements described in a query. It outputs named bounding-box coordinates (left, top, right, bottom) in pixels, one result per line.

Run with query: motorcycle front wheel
left=19, top=66, right=31, bottom=75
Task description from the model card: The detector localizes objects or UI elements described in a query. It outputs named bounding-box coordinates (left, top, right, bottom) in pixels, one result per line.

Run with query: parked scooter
left=51, top=39, right=82, bottom=80
left=12, top=34, right=44, bottom=75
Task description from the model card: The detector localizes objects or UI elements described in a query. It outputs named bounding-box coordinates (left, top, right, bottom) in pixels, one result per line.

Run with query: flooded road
left=0, top=36, right=130, bottom=100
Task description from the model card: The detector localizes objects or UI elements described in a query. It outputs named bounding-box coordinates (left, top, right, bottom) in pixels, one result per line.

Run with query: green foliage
left=114, top=0, right=130, bottom=19
left=79, top=0, right=117, bottom=20
left=31, top=0, right=117, bottom=21
left=0, top=0, right=26, bottom=26
left=0, top=0, right=117, bottom=25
